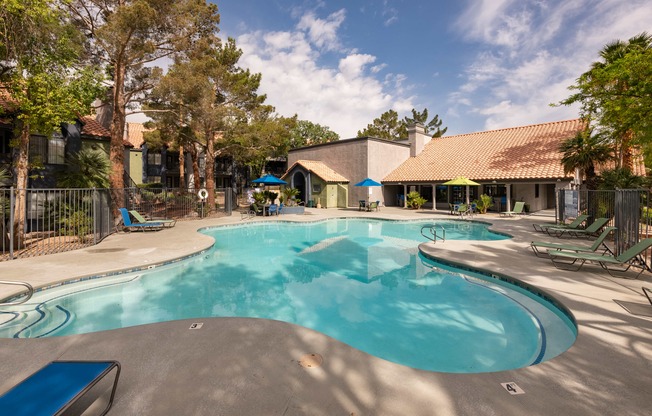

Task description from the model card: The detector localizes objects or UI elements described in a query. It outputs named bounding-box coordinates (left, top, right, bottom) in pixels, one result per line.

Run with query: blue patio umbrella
left=354, top=178, right=382, bottom=187
left=252, top=174, right=288, bottom=186
left=355, top=178, right=382, bottom=203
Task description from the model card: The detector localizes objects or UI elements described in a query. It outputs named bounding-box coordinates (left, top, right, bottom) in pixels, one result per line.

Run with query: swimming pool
left=0, top=219, right=576, bottom=373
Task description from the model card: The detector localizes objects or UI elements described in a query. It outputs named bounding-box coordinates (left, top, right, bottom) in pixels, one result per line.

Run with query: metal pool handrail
left=421, top=224, right=446, bottom=243
left=0, top=280, right=34, bottom=306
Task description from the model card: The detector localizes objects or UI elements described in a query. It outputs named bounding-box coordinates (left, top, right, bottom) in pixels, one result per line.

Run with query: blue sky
left=215, top=0, right=651, bottom=138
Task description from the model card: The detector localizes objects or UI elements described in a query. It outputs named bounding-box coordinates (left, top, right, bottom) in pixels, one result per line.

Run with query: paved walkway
left=1, top=208, right=651, bottom=415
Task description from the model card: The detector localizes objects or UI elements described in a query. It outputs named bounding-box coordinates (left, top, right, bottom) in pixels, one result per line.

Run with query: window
left=535, top=184, right=540, bottom=198
left=147, top=153, right=162, bottom=165
left=29, top=134, right=65, bottom=165
left=48, top=134, right=65, bottom=165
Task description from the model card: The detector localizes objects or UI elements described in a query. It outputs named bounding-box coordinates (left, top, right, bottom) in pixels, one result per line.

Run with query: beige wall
left=288, top=138, right=410, bottom=207
left=129, top=149, right=143, bottom=185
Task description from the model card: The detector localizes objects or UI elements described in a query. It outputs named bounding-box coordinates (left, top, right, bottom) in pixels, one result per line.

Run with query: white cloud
left=450, top=0, right=652, bottom=131
left=297, top=9, right=346, bottom=51
left=236, top=10, right=415, bottom=138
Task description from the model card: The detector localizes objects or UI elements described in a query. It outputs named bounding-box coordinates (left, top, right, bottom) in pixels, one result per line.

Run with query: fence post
left=9, top=186, right=14, bottom=260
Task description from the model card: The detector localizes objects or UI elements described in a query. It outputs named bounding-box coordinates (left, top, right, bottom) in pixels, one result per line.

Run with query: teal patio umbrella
left=252, top=174, right=288, bottom=186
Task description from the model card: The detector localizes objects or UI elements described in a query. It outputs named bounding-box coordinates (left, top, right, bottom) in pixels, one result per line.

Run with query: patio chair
left=533, top=214, right=589, bottom=233
left=547, top=238, right=652, bottom=278
left=546, top=217, right=610, bottom=238
left=118, top=208, right=163, bottom=231
left=530, top=226, right=615, bottom=257
left=239, top=207, right=256, bottom=220
left=367, top=201, right=378, bottom=212
left=267, top=204, right=279, bottom=216
left=129, top=210, right=176, bottom=228
left=250, top=203, right=263, bottom=216
left=500, top=201, right=525, bottom=217
left=0, top=360, right=121, bottom=416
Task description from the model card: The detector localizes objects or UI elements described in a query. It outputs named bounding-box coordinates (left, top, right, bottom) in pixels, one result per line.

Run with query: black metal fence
left=558, top=189, right=651, bottom=256
left=1, top=187, right=234, bottom=261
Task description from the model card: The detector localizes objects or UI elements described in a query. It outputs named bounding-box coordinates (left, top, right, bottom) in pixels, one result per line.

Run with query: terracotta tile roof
left=383, top=119, right=586, bottom=183
left=125, top=122, right=151, bottom=147
left=79, top=116, right=111, bottom=138
left=283, top=160, right=349, bottom=183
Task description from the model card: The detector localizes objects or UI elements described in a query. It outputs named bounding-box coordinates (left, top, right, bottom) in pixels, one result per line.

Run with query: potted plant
left=406, top=191, right=426, bottom=209
left=473, top=194, right=494, bottom=214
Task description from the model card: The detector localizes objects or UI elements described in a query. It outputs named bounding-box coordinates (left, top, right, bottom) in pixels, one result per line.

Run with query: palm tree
left=56, top=149, right=111, bottom=188
left=590, top=32, right=652, bottom=169
left=559, top=129, right=613, bottom=190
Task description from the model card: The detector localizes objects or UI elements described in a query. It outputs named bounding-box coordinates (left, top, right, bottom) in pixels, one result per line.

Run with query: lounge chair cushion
left=0, top=360, right=121, bottom=416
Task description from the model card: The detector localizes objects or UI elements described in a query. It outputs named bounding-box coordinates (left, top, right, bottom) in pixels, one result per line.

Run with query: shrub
left=473, top=194, right=493, bottom=214
left=406, top=191, right=426, bottom=209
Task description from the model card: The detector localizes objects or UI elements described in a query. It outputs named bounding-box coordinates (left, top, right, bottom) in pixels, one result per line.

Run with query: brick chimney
left=408, top=123, right=430, bottom=157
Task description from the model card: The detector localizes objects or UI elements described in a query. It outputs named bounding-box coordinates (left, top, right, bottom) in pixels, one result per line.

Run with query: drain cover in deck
left=299, top=353, right=323, bottom=368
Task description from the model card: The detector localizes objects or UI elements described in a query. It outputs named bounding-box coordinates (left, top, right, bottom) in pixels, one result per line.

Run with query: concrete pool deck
left=0, top=207, right=651, bottom=415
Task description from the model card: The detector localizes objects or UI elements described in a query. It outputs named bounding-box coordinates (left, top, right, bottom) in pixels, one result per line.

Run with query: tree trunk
left=179, top=144, right=185, bottom=189
left=109, top=60, right=127, bottom=213
left=621, top=130, right=634, bottom=171
left=204, top=131, right=215, bottom=213
left=12, top=124, right=30, bottom=249
left=188, top=143, right=201, bottom=190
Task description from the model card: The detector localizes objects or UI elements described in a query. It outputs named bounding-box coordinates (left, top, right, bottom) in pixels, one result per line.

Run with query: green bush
left=60, top=210, right=93, bottom=243
left=406, top=191, right=426, bottom=209
left=473, top=194, right=493, bottom=214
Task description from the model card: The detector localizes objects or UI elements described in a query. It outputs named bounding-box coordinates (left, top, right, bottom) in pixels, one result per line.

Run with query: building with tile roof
left=282, top=160, right=350, bottom=207
left=285, top=119, right=590, bottom=212
left=285, top=137, right=411, bottom=207
left=384, top=119, right=585, bottom=211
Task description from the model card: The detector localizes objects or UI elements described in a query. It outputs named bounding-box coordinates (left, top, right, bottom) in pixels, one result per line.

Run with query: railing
left=1, top=186, right=235, bottom=261
left=557, top=189, right=651, bottom=259
left=0, top=280, right=34, bottom=305
left=421, top=224, right=446, bottom=243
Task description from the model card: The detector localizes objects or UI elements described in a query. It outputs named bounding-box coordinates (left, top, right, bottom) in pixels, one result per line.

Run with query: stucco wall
left=288, top=138, right=410, bottom=206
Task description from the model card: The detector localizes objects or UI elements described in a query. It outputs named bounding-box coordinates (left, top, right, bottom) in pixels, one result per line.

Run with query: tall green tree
left=559, top=32, right=652, bottom=170
left=559, top=128, right=613, bottom=190
left=403, top=108, right=448, bottom=137
left=358, top=108, right=448, bottom=140
left=66, top=0, right=221, bottom=206
left=0, top=0, right=103, bottom=248
left=226, top=108, right=296, bottom=179
left=145, top=37, right=267, bottom=211
left=357, top=109, right=407, bottom=141
left=287, top=120, right=339, bottom=149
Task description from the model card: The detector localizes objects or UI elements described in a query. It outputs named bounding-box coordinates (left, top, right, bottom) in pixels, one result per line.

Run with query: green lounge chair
left=530, top=226, right=615, bottom=257
left=533, top=214, right=589, bottom=233
left=119, top=208, right=163, bottom=231
left=547, top=217, right=610, bottom=238
left=548, top=238, right=652, bottom=278
left=129, top=210, right=176, bottom=228
left=500, top=201, right=525, bottom=217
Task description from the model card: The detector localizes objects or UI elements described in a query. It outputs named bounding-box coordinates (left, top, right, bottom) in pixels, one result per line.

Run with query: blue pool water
left=0, top=219, right=576, bottom=373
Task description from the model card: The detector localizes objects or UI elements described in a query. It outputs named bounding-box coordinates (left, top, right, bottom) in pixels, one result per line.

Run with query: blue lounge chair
left=530, top=226, right=615, bottom=257
left=533, top=214, right=589, bottom=233
left=0, top=360, right=121, bottom=416
left=548, top=238, right=652, bottom=278
left=119, top=208, right=163, bottom=231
